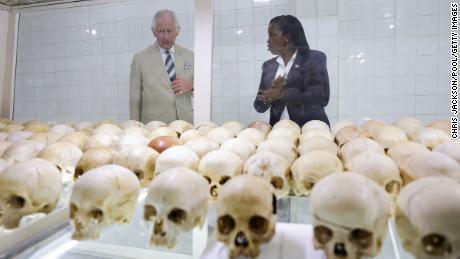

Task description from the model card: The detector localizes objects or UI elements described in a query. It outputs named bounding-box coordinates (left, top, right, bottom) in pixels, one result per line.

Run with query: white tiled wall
left=0, top=9, right=9, bottom=112
left=211, top=0, right=453, bottom=126
left=13, top=0, right=194, bottom=122
left=212, top=0, right=296, bottom=124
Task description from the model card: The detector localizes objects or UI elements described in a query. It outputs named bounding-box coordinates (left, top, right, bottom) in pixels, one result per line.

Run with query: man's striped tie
left=165, top=50, right=176, bottom=81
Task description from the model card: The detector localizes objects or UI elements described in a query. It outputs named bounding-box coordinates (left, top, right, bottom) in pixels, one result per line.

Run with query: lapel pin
left=184, top=62, right=192, bottom=70
left=295, top=64, right=299, bottom=68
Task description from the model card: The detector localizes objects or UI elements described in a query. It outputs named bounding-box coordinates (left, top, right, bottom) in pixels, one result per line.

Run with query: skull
left=237, top=128, right=266, bottom=147
left=257, top=139, right=298, bottom=165
left=114, top=132, right=149, bottom=151
left=49, top=124, right=75, bottom=136
left=298, top=136, right=338, bottom=156
left=23, top=122, right=49, bottom=133
left=0, top=158, right=62, bottom=229
left=59, top=131, right=90, bottom=150
left=220, top=138, right=256, bottom=161
left=0, top=123, right=24, bottom=133
left=154, top=146, right=199, bottom=174
left=168, top=120, right=194, bottom=135
left=148, top=136, right=179, bottom=153
left=215, top=174, right=277, bottom=258
left=386, top=141, right=430, bottom=166
left=399, top=152, right=460, bottom=185
left=415, top=127, right=449, bottom=149
left=199, top=149, right=243, bottom=200
left=93, top=119, right=115, bottom=128
left=69, top=164, right=140, bottom=240
left=146, top=120, right=167, bottom=131
left=362, top=119, right=386, bottom=138
left=144, top=167, right=209, bottom=248
left=0, top=132, right=7, bottom=140
left=272, top=119, right=301, bottom=135
left=243, top=150, right=290, bottom=198
left=74, top=147, right=116, bottom=180
left=300, top=128, right=334, bottom=143
left=91, top=123, right=122, bottom=136
left=346, top=150, right=402, bottom=200
left=148, top=126, right=178, bottom=140
left=394, top=117, right=424, bottom=140
left=73, top=121, right=93, bottom=131
left=183, top=136, right=219, bottom=158
left=301, top=119, right=330, bottom=133
left=37, top=141, right=83, bottom=182
left=28, top=132, right=62, bottom=145
left=221, top=121, right=245, bottom=136
left=427, top=119, right=450, bottom=135
left=248, top=121, right=272, bottom=136
left=373, top=125, right=408, bottom=150
left=179, top=129, right=202, bottom=144
left=121, top=126, right=149, bottom=137
left=206, top=127, right=235, bottom=145
left=0, top=140, right=12, bottom=157
left=113, top=144, right=159, bottom=187
left=339, top=137, right=384, bottom=165
left=433, top=140, right=460, bottom=164
left=6, top=130, right=34, bottom=142
left=267, top=127, right=299, bottom=145
left=2, top=140, right=45, bottom=163
left=84, top=133, right=119, bottom=150
left=194, top=121, right=217, bottom=135
left=0, top=158, right=11, bottom=171
left=335, top=125, right=366, bottom=147
left=119, top=120, right=145, bottom=129
left=331, top=120, right=354, bottom=137
left=395, top=177, right=460, bottom=259
left=311, top=172, right=392, bottom=259
left=290, top=150, right=343, bottom=197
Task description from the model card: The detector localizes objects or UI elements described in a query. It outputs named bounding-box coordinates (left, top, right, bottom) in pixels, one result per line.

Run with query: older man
left=130, top=9, right=194, bottom=124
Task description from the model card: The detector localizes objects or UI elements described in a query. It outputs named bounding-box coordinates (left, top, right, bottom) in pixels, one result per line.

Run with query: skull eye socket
left=385, top=180, right=400, bottom=194
left=219, top=176, right=231, bottom=185
left=217, top=214, right=235, bottom=235
left=270, top=176, right=284, bottom=189
left=88, top=209, right=104, bottom=224
left=349, top=229, right=373, bottom=249
left=249, top=215, right=269, bottom=235
left=203, top=176, right=211, bottom=184
left=422, top=233, right=452, bottom=256
left=74, top=166, right=84, bottom=180
left=70, top=203, right=78, bottom=219
left=302, top=178, right=315, bottom=190
left=168, top=208, right=187, bottom=225
left=5, top=195, right=25, bottom=209
left=314, top=225, right=333, bottom=244
left=144, top=205, right=157, bottom=220
left=133, top=169, right=145, bottom=180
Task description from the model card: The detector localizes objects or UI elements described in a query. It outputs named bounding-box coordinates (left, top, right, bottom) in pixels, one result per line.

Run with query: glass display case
left=0, top=191, right=415, bottom=259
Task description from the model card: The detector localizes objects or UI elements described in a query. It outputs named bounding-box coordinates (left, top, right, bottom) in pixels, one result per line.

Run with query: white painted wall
left=0, top=8, right=9, bottom=116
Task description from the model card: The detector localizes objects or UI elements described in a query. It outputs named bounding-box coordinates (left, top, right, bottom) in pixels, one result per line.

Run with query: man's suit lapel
left=148, top=44, right=172, bottom=87
left=174, top=45, right=185, bottom=78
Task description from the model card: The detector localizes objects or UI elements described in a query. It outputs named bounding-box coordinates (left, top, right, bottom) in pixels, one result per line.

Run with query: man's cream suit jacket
left=129, top=43, right=194, bottom=124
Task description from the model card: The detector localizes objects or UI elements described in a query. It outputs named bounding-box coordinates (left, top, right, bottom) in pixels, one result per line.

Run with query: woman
left=254, top=15, right=330, bottom=127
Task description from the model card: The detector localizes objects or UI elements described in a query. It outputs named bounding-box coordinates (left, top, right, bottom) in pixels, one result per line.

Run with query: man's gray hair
left=151, top=9, right=180, bottom=31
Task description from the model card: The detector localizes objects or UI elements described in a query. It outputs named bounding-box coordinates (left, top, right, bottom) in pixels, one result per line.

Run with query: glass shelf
left=1, top=192, right=415, bottom=259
